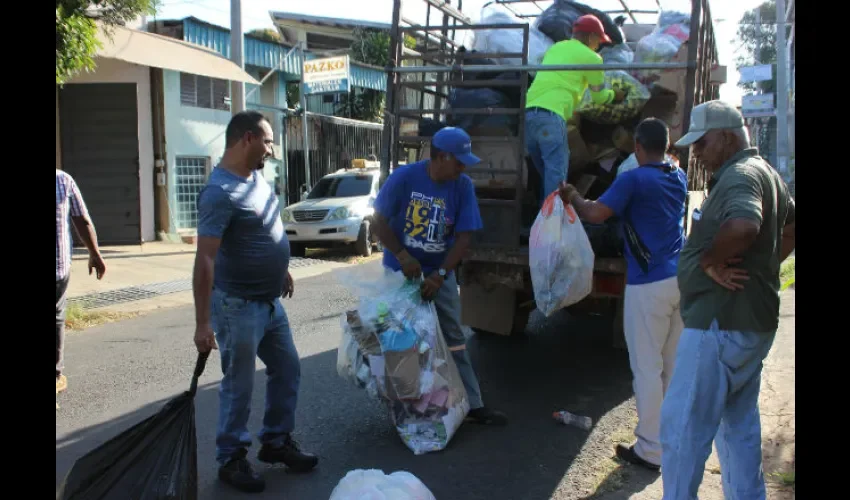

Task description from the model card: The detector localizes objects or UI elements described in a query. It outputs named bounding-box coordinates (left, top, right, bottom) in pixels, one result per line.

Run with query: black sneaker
left=257, top=434, right=319, bottom=473
left=615, top=444, right=661, bottom=472
left=466, top=407, right=509, bottom=426
left=218, top=450, right=266, bottom=493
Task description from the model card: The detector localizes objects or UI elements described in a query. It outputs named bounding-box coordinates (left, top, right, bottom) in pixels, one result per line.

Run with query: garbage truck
left=379, top=0, right=726, bottom=342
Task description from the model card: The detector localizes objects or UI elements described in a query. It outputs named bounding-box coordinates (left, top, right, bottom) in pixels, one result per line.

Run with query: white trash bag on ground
left=329, top=469, right=436, bottom=500
left=530, top=191, right=595, bottom=317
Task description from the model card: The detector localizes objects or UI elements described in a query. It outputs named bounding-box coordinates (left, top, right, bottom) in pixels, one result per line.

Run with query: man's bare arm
left=71, top=215, right=102, bottom=257
left=440, top=232, right=472, bottom=273
left=569, top=193, right=615, bottom=225
left=373, top=213, right=404, bottom=255
left=193, top=236, right=221, bottom=328
left=699, top=218, right=760, bottom=270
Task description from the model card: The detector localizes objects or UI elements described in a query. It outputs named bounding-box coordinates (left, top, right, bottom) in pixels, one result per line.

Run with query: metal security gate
left=59, top=83, right=142, bottom=244
left=282, top=112, right=383, bottom=205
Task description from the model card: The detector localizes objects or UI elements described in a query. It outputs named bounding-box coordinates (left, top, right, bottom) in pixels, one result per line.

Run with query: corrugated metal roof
left=178, top=17, right=385, bottom=91
left=269, top=12, right=390, bottom=31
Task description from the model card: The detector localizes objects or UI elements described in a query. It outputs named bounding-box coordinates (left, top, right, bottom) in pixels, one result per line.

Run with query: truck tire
left=354, top=221, right=372, bottom=257
left=290, top=243, right=306, bottom=258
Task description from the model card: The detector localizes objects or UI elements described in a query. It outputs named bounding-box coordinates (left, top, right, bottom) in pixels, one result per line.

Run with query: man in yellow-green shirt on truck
left=525, top=14, right=626, bottom=201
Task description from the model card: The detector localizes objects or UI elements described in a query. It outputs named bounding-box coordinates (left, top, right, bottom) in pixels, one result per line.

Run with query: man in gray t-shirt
left=193, top=111, right=317, bottom=494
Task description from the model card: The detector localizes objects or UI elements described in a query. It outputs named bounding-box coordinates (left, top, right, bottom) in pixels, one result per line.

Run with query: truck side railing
left=382, top=0, right=720, bottom=200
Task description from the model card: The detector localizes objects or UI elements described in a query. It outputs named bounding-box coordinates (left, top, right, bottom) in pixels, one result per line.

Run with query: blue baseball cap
left=431, top=127, right=481, bottom=166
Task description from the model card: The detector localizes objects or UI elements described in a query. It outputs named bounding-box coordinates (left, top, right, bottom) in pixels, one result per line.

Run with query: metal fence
left=282, top=112, right=383, bottom=205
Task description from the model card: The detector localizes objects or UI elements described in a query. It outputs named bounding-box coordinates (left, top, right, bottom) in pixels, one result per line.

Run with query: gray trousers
left=57, top=275, right=69, bottom=379
left=432, top=272, right=484, bottom=409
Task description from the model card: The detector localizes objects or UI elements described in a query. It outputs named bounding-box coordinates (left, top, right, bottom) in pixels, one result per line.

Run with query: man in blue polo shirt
left=558, top=118, right=687, bottom=470
left=372, top=126, right=508, bottom=426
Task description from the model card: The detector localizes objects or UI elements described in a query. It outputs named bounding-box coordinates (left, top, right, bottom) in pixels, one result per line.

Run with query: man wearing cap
left=659, top=100, right=796, bottom=499
left=372, top=126, right=508, bottom=426
left=525, top=14, right=626, bottom=202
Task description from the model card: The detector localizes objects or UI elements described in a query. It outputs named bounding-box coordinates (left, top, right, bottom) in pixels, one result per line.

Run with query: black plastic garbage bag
left=57, top=352, right=210, bottom=500
left=534, top=0, right=624, bottom=45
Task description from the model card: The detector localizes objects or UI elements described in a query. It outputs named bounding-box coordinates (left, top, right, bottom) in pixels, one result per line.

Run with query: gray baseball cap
left=675, top=100, right=746, bottom=147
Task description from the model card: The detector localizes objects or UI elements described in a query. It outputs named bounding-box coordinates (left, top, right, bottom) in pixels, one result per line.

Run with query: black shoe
left=615, top=444, right=661, bottom=472
left=219, top=450, right=266, bottom=493
left=466, top=407, right=509, bottom=426
left=257, top=434, right=319, bottom=473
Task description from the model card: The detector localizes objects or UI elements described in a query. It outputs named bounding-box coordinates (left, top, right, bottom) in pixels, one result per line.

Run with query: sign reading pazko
left=302, top=55, right=351, bottom=95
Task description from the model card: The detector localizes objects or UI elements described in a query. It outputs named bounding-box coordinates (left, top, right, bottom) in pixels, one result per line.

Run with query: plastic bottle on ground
left=552, top=410, right=592, bottom=430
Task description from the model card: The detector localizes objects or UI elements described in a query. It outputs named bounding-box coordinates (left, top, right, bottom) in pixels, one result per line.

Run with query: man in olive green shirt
left=524, top=14, right=625, bottom=202
left=659, top=100, right=796, bottom=500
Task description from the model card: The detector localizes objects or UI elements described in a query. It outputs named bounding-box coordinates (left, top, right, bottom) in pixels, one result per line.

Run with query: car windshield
left=307, top=174, right=373, bottom=199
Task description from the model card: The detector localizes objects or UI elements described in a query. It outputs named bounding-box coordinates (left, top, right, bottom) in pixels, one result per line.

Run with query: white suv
left=281, top=166, right=382, bottom=257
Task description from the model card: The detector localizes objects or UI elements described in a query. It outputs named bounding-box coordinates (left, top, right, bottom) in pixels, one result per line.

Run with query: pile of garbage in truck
left=418, top=0, right=692, bottom=256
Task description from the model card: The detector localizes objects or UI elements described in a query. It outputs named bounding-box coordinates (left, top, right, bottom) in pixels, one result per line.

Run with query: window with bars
left=180, top=73, right=230, bottom=111
left=173, top=156, right=210, bottom=230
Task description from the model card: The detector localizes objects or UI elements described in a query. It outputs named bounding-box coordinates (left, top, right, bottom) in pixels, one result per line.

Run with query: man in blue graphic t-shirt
left=373, top=126, right=508, bottom=426
left=558, top=118, right=687, bottom=471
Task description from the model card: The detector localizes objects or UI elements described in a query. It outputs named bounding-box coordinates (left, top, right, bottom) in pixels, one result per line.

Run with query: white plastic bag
left=329, top=469, right=436, bottom=500
left=633, top=10, right=691, bottom=85
left=530, top=191, right=595, bottom=317
left=335, top=266, right=470, bottom=455
left=472, top=4, right=554, bottom=68
left=616, top=153, right=680, bottom=177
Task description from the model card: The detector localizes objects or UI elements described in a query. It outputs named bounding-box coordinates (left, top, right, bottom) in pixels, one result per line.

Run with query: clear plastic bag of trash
left=633, top=10, right=691, bottom=85
left=530, top=191, right=595, bottom=317
left=599, top=43, right=634, bottom=65
left=472, top=3, right=554, bottom=68
left=335, top=266, right=470, bottom=455
left=578, top=70, right=651, bottom=124
left=329, top=469, right=436, bottom=500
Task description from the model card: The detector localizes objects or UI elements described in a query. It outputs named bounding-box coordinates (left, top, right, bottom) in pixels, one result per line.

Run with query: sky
left=155, top=0, right=766, bottom=105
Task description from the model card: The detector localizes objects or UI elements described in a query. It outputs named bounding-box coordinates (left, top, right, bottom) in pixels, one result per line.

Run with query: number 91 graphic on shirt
left=529, top=191, right=595, bottom=317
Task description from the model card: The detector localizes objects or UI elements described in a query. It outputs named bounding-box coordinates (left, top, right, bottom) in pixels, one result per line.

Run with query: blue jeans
left=524, top=108, right=569, bottom=203
left=433, top=272, right=484, bottom=410
left=660, top=320, right=776, bottom=500
left=211, top=288, right=301, bottom=466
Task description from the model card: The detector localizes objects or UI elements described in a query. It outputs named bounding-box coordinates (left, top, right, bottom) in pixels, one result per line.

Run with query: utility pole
left=774, top=0, right=790, bottom=178
left=299, top=42, right=311, bottom=193
left=230, top=0, right=245, bottom=114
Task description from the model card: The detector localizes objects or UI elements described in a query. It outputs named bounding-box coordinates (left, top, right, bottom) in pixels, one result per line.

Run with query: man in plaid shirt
left=56, top=169, right=106, bottom=405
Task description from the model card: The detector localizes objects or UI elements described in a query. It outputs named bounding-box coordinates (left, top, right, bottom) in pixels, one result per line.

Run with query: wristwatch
left=438, top=268, right=447, bottom=278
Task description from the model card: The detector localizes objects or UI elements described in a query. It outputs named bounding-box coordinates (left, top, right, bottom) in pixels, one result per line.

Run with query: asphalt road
left=56, top=261, right=639, bottom=499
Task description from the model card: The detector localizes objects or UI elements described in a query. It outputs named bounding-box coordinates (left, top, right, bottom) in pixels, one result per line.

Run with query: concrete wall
left=161, top=68, right=290, bottom=232
left=58, top=57, right=156, bottom=242
left=161, top=69, right=230, bottom=232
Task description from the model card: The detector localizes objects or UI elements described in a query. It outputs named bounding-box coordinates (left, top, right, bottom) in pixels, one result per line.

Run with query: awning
left=95, top=24, right=260, bottom=85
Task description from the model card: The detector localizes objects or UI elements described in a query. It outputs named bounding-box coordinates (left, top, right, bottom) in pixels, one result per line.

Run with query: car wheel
left=355, top=221, right=372, bottom=257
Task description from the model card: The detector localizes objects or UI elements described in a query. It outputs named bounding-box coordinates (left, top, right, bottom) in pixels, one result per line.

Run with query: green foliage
left=247, top=28, right=282, bottom=43
left=734, top=0, right=791, bottom=94
left=333, top=28, right=414, bottom=122
left=56, top=0, right=158, bottom=85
